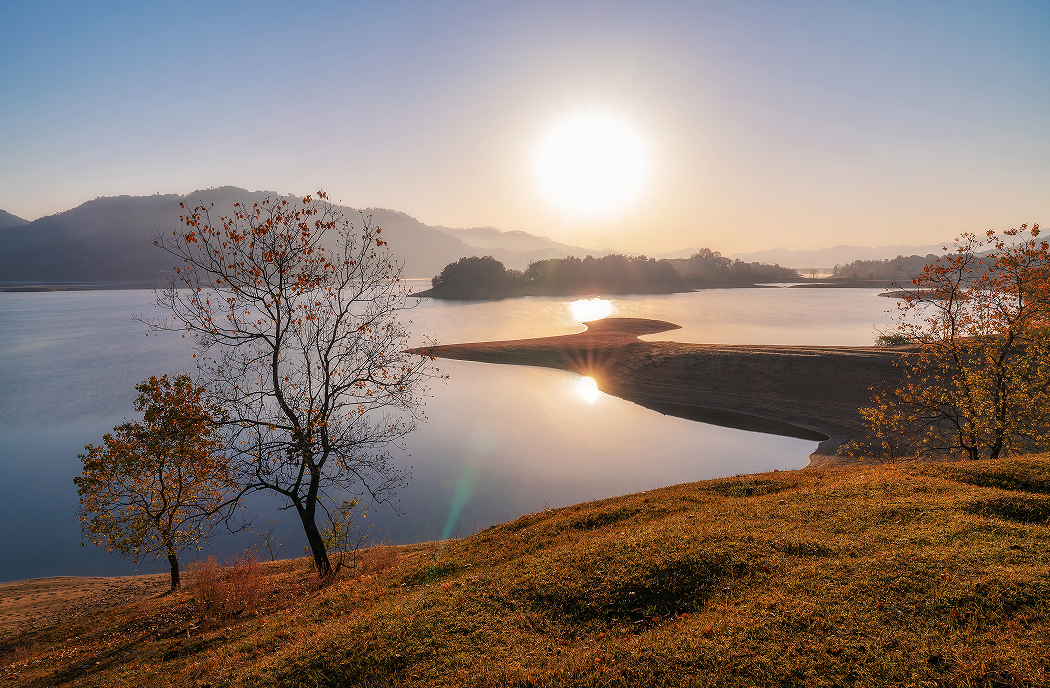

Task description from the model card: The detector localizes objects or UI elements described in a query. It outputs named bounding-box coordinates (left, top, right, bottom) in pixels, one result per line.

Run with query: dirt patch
left=0, top=574, right=168, bottom=638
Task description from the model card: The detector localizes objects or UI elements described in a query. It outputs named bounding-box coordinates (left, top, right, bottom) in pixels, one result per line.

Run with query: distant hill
left=435, top=225, right=601, bottom=255
left=0, top=209, right=28, bottom=229
left=433, top=225, right=610, bottom=268
left=653, top=247, right=703, bottom=260
left=0, top=189, right=577, bottom=285
left=730, top=243, right=951, bottom=268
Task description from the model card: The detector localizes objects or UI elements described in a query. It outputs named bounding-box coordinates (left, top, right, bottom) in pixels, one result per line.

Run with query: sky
left=1, top=0, right=1048, bottom=255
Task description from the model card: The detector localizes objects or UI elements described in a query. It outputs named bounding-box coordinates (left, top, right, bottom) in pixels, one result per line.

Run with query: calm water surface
left=0, top=287, right=892, bottom=581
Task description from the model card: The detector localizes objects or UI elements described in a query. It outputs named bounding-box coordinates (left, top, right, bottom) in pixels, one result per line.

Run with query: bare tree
left=147, top=191, right=441, bottom=576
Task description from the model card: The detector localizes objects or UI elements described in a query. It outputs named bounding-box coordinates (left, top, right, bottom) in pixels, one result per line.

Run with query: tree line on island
left=422, top=249, right=801, bottom=298
left=832, top=253, right=943, bottom=281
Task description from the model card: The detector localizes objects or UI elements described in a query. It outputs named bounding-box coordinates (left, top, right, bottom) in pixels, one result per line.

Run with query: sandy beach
left=411, top=317, right=909, bottom=467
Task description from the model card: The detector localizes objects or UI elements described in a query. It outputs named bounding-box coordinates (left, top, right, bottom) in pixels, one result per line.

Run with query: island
left=414, top=252, right=801, bottom=299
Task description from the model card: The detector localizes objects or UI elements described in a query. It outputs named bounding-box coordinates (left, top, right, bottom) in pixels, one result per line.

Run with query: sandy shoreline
left=0, top=574, right=169, bottom=639
left=411, top=317, right=909, bottom=467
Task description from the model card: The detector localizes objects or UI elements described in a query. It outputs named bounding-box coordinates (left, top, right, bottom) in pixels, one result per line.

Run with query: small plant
left=321, top=498, right=379, bottom=577
left=222, top=551, right=266, bottom=613
left=256, top=519, right=283, bottom=562
left=0, top=645, right=30, bottom=667
left=874, top=332, right=911, bottom=347
left=185, top=557, right=222, bottom=613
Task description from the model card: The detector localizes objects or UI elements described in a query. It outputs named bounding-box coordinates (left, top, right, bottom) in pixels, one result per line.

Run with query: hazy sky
left=1, top=1, right=1047, bottom=254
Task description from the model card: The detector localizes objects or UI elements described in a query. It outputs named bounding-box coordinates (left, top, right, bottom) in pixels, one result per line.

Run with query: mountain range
left=0, top=188, right=604, bottom=285
left=0, top=209, right=27, bottom=230
left=0, top=189, right=956, bottom=285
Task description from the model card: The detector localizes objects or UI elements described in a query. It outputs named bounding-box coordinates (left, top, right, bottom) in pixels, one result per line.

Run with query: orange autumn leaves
left=74, top=375, right=238, bottom=589
left=857, top=225, right=1050, bottom=460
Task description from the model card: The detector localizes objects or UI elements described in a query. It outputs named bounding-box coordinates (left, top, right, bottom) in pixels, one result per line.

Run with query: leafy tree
left=857, top=225, right=1050, bottom=459
left=75, top=375, right=236, bottom=590
left=666, top=249, right=800, bottom=284
left=149, top=192, right=440, bottom=577
left=520, top=254, right=684, bottom=293
left=430, top=255, right=522, bottom=297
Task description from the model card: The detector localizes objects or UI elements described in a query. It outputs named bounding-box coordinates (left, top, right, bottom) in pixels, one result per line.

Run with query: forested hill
left=831, top=254, right=941, bottom=280
left=419, top=251, right=801, bottom=299
left=665, top=249, right=800, bottom=285
left=0, top=189, right=575, bottom=286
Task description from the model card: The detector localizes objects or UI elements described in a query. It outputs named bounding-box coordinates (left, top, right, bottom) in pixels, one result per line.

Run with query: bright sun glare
left=577, top=377, right=600, bottom=404
left=533, top=111, right=650, bottom=215
left=570, top=298, right=613, bottom=322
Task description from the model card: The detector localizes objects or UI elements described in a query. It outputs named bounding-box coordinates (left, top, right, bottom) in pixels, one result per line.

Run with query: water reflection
left=0, top=288, right=889, bottom=581
left=570, top=297, right=614, bottom=322
left=577, top=376, right=601, bottom=403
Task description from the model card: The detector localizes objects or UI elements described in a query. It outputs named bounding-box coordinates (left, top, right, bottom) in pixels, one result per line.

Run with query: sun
left=533, top=111, right=650, bottom=215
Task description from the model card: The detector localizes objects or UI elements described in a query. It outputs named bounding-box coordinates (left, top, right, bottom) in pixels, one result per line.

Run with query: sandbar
left=410, top=317, right=909, bottom=467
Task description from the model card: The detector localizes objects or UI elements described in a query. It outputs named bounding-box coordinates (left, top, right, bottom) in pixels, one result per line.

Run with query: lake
left=0, top=285, right=894, bottom=582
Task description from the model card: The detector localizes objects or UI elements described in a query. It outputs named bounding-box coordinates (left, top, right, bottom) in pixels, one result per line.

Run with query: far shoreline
left=412, top=278, right=895, bottom=300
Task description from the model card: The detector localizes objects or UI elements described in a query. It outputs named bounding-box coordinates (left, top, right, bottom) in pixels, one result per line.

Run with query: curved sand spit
left=410, top=317, right=908, bottom=468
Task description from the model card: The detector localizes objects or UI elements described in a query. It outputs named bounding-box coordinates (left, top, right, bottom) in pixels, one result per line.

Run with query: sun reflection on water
left=577, top=376, right=601, bottom=404
left=570, top=298, right=613, bottom=322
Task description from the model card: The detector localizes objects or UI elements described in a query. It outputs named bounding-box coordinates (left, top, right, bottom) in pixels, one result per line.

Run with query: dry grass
left=3, top=455, right=1050, bottom=687
left=186, top=551, right=269, bottom=619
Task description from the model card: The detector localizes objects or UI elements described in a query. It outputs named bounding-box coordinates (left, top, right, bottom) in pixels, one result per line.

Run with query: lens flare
left=469, top=423, right=500, bottom=454
left=570, top=298, right=613, bottom=322
left=440, top=465, right=478, bottom=542
left=578, top=376, right=600, bottom=404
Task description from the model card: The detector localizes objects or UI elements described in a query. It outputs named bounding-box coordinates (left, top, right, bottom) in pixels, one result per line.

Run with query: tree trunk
left=299, top=505, right=332, bottom=578
left=168, top=553, right=180, bottom=591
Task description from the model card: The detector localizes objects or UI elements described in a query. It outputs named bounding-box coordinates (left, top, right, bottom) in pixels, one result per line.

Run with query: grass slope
left=4, top=456, right=1050, bottom=687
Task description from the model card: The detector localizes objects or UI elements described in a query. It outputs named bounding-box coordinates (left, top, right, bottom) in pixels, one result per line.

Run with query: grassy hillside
left=4, top=455, right=1049, bottom=687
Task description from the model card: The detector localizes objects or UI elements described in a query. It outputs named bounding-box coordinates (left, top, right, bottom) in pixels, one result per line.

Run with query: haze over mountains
left=729, top=244, right=953, bottom=268
left=0, top=187, right=954, bottom=286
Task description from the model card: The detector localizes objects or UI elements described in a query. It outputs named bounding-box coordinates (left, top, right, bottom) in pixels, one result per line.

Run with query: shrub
left=186, top=551, right=268, bottom=617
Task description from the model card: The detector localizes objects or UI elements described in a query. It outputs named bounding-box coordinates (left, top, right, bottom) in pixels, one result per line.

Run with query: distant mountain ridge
left=0, top=189, right=601, bottom=285
left=729, top=243, right=952, bottom=268
left=0, top=209, right=28, bottom=229
left=435, top=225, right=595, bottom=254
left=0, top=191, right=959, bottom=286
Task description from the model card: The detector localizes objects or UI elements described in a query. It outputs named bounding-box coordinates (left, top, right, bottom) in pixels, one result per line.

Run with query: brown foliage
left=186, top=551, right=268, bottom=618
left=853, top=225, right=1050, bottom=460
left=74, top=374, right=237, bottom=590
